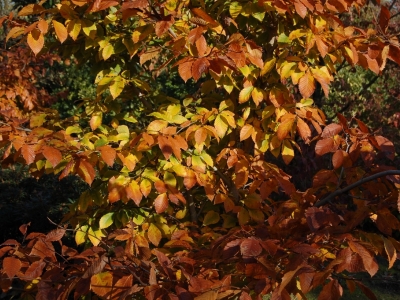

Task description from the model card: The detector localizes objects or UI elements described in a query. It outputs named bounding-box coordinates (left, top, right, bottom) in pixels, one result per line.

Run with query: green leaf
left=230, top=2, right=242, bottom=19
left=203, top=210, right=220, bottom=226
left=99, top=212, right=114, bottom=229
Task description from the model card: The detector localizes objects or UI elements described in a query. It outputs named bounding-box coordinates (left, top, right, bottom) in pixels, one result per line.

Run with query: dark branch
left=315, top=170, right=400, bottom=207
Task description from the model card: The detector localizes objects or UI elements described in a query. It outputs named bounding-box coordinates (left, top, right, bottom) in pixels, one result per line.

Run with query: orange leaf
left=98, top=145, right=116, bottom=167
left=78, top=159, right=96, bottom=185
left=42, top=146, right=62, bottom=167
left=178, top=60, right=193, bottom=82
left=27, top=29, right=44, bottom=55
left=296, top=118, right=311, bottom=143
left=184, top=169, right=197, bottom=189
left=277, top=116, right=295, bottom=140
left=91, top=272, right=113, bottom=298
left=154, top=193, right=168, bottom=214
left=21, top=144, right=35, bottom=164
left=240, top=124, right=254, bottom=141
left=126, top=180, right=143, bottom=206
left=196, top=35, right=208, bottom=57
left=298, top=71, right=315, bottom=99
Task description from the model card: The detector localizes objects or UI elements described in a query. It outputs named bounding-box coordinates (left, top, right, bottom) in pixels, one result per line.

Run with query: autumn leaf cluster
left=0, top=0, right=400, bottom=299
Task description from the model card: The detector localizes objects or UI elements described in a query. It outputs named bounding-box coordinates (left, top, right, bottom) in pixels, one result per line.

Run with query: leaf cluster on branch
left=0, top=0, right=400, bottom=299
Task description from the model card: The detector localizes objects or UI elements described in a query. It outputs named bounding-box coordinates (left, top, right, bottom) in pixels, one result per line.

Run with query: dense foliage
left=0, top=0, right=400, bottom=299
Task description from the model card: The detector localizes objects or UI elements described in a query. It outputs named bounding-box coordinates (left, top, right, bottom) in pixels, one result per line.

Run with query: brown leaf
left=24, top=260, right=46, bottom=280
left=332, top=150, right=344, bottom=169
left=3, top=257, right=21, bottom=279
left=45, top=228, right=65, bottom=242
left=348, top=241, right=378, bottom=277
left=315, top=138, right=337, bottom=156
left=30, top=238, right=56, bottom=260
left=42, top=146, right=62, bottom=167
left=82, top=255, right=107, bottom=279
left=355, top=281, right=378, bottom=300
left=317, top=279, right=342, bottom=300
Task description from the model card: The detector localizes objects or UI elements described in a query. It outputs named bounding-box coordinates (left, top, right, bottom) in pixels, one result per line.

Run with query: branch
left=212, top=166, right=240, bottom=203
left=186, top=192, right=198, bottom=223
left=315, top=170, right=400, bottom=207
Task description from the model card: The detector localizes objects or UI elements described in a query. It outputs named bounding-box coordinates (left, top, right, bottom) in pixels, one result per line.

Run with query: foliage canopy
left=0, top=0, right=400, bottom=299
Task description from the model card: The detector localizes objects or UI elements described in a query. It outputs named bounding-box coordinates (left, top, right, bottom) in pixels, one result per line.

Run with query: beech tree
left=1, top=0, right=400, bottom=299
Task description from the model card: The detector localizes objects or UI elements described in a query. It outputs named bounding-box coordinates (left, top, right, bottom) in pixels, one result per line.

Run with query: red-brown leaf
left=240, top=239, right=262, bottom=257
left=192, top=57, right=210, bottom=81
left=155, top=16, right=174, bottom=37
left=379, top=6, right=390, bottom=33
left=3, top=257, right=21, bottom=278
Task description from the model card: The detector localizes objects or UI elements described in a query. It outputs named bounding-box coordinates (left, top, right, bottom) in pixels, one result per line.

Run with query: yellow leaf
left=281, top=140, right=294, bottom=164
left=67, top=19, right=81, bottom=41
left=239, top=86, right=254, bottom=103
left=75, top=225, right=88, bottom=245
left=109, top=76, right=125, bottom=99
left=52, top=20, right=68, bottom=43
left=148, top=223, right=162, bottom=246
left=203, top=210, right=220, bottom=226
left=261, top=57, right=276, bottom=75
left=27, top=29, right=44, bottom=55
